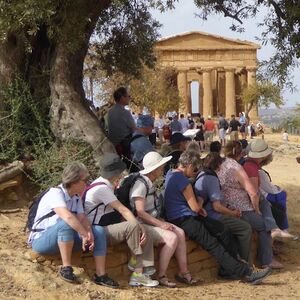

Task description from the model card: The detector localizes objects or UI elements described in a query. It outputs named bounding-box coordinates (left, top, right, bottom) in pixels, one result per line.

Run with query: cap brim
left=140, top=156, right=172, bottom=175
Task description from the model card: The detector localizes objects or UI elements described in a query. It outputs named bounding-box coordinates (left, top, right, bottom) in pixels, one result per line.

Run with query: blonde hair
left=186, top=141, right=201, bottom=153
left=223, top=141, right=242, bottom=159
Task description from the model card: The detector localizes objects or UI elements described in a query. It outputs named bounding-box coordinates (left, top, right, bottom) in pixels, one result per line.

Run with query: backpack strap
left=30, top=186, right=63, bottom=232
left=81, top=182, right=107, bottom=217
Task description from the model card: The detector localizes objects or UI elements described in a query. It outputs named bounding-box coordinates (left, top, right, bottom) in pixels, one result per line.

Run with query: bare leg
left=157, top=231, right=178, bottom=277
left=58, top=240, right=74, bottom=267
left=94, top=256, right=106, bottom=276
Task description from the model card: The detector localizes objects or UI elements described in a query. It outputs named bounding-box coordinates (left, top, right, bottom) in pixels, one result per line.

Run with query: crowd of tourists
left=27, top=87, right=298, bottom=289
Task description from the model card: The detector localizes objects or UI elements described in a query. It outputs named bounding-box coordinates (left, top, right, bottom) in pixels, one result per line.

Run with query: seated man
left=28, top=162, right=107, bottom=284
left=194, top=153, right=252, bottom=263
left=83, top=153, right=159, bottom=287
left=130, top=115, right=154, bottom=172
left=164, top=151, right=271, bottom=284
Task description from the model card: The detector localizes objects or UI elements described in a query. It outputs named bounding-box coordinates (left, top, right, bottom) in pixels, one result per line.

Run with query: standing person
left=170, top=115, right=182, bottom=134
left=256, top=122, right=264, bottom=139
left=218, top=114, right=228, bottom=146
left=28, top=162, right=108, bottom=285
left=156, top=115, right=165, bottom=144
left=130, top=115, right=154, bottom=172
left=239, top=112, right=246, bottom=139
left=130, top=152, right=198, bottom=287
left=187, top=113, right=195, bottom=129
left=83, top=153, right=159, bottom=287
left=107, top=87, right=136, bottom=157
left=204, top=116, right=215, bottom=144
left=282, top=130, right=289, bottom=144
left=164, top=151, right=271, bottom=284
left=229, top=115, right=241, bottom=141
left=179, top=114, right=189, bottom=133
left=149, top=118, right=157, bottom=146
left=194, top=118, right=205, bottom=152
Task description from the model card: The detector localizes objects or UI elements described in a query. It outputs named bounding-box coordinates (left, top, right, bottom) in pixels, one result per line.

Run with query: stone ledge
left=25, top=240, right=218, bottom=280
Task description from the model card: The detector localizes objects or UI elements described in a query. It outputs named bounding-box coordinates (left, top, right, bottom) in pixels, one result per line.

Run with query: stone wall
left=26, top=240, right=219, bottom=280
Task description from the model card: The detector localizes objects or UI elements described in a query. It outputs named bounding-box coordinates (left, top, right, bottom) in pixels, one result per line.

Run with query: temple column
left=202, top=68, right=213, bottom=117
left=177, top=71, right=190, bottom=114
left=247, top=67, right=259, bottom=120
left=225, top=68, right=236, bottom=118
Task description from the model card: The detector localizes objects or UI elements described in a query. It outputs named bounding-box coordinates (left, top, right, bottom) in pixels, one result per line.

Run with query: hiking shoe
left=128, top=257, right=156, bottom=276
left=93, top=274, right=119, bottom=288
left=59, top=266, right=78, bottom=283
left=244, top=266, right=272, bottom=285
left=129, top=272, right=159, bottom=287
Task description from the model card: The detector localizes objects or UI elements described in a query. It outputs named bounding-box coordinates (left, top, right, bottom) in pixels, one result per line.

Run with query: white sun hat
left=248, top=139, right=272, bottom=159
left=140, top=151, right=172, bottom=175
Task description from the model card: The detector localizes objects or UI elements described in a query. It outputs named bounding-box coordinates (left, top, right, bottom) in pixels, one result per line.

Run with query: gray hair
left=178, top=150, right=202, bottom=169
left=62, top=161, right=89, bottom=188
left=186, top=141, right=200, bottom=153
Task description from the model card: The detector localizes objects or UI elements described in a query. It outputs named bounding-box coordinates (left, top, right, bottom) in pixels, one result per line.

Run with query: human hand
left=232, top=210, right=242, bottom=218
left=87, top=230, right=94, bottom=251
left=160, top=222, right=174, bottom=231
left=198, top=208, right=207, bottom=217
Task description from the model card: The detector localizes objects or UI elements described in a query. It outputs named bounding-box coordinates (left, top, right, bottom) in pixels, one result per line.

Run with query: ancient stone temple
left=155, top=31, right=260, bottom=118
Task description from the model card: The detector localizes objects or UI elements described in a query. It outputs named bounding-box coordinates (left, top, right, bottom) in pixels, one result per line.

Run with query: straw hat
left=140, top=152, right=172, bottom=175
left=248, top=139, right=272, bottom=159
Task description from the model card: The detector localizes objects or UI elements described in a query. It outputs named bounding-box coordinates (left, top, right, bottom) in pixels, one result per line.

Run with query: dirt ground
left=1, top=133, right=300, bottom=300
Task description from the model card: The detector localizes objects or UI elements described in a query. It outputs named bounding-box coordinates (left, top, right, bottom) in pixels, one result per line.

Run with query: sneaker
left=128, top=257, right=156, bottom=276
left=244, top=267, right=272, bottom=285
left=129, top=272, right=159, bottom=287
left=93, top=274, right=119, bottom=288
left=59, top=266, right=78, bottom=283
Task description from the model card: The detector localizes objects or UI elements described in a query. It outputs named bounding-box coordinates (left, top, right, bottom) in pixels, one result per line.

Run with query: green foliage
left=242, top=80, right=284, bottom=114
left=0, top=76, right=53, bottom=162
left=30, top=140, right=99, bottom=192
left=193, top=0, right=300, bottom=89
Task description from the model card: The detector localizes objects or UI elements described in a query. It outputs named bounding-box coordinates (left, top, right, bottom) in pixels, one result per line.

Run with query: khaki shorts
left=143, top=224, right=167, bottom=246
left=230, top=130, right=238, bottom=141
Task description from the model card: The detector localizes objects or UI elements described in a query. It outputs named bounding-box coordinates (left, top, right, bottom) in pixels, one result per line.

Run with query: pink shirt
left=217, top=158, right=254, bottom=212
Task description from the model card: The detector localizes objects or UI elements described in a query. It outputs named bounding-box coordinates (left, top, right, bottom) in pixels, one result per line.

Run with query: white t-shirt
left=282, top=132, right=289, bottom=142
left=28, top=184, right=84, bottom=243
left=84, top=177, right=117, bottom=225
left=129, top=175, right=159, bottom=219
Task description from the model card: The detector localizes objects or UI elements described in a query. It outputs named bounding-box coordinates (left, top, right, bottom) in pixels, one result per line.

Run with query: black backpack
left=25, top=187, right=62, bottom=232
left=115, top=173, right=149, bottom=214
left=81, top=182, right=123, bottom=226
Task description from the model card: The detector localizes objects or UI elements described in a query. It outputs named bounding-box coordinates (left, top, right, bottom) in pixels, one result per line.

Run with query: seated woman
left=28, top=162, right=107, bottom=284
left=218, top=141, right=283, bottom=269
left=83, top=153, right=159, bottom=288
left=259, top=155, right=298, bottom=240
left=243, top=139, right=296, bottom=240
left=194, top=153, right=252, bottom=263
left=130, top=151, right=197, bottom=287
left=164, top=151, right=271, bottom=284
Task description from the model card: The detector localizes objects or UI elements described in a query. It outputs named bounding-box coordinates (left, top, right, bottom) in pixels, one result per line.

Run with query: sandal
left=158, top=275, right=177, bottom=288
left=175, top=271, right=200, bottom=285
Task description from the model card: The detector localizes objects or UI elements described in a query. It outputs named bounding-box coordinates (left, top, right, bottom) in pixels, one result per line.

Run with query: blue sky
left=151, top=2, right=299, bottom=108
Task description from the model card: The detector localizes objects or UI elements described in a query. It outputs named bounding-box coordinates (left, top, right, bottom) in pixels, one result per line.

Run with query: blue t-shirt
left=164, top=170, right=197, bottom=220
left=130, top=131, right=153, bottom=163
left=194, top=172, right=223, bottom=220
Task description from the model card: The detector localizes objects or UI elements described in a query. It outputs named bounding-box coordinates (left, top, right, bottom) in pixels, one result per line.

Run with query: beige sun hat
left=140, top=151, right=172, bottom=175
left=248, top=139, right=272, bottom=159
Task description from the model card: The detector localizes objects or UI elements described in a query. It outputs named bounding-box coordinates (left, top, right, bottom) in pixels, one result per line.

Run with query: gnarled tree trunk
left=49, top=0, right=114, bottom=157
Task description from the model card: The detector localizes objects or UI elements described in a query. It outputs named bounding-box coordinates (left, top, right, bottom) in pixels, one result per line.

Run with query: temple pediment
left=155, top=31, right=260, bottom=51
